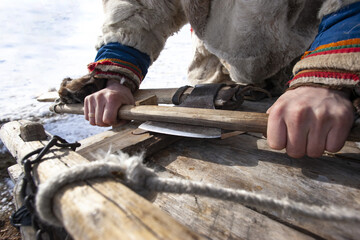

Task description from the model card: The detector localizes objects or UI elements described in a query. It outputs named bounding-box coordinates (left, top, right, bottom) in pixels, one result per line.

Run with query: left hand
left=266, top=86, right=354, bottom=158
left=84, top=79, right=135, bottom=127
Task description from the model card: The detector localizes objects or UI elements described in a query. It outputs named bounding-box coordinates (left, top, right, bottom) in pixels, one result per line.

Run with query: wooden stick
left=51, top=103, right=360, bottom=142
left=38, top=88, right=180, bottom=103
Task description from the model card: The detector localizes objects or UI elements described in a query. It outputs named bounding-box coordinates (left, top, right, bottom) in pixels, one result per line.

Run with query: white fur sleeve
left=97, top=0, right=187, bottom=63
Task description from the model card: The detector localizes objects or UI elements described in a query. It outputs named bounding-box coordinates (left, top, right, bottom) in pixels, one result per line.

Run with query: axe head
left=139, top=121, right=221, bottom=138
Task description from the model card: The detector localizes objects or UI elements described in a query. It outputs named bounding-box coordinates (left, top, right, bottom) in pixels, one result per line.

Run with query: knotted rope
left=35, top=151, right=360, bottom=227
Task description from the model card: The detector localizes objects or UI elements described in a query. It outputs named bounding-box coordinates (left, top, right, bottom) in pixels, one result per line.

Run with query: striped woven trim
left=303, top=38, right=360, bottom=59
left=88, top=58, right=144, bottom=81
left=293, top=51, right=360, bottom=74
left=289, top=70, right=360, bottom=88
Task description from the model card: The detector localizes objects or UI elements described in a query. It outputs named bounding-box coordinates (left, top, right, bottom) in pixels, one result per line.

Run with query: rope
left=35, top=151, right=360, bottom=227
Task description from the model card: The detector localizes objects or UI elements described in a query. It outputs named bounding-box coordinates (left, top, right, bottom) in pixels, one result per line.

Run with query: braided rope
left=35, top=151, right=360, bottom=227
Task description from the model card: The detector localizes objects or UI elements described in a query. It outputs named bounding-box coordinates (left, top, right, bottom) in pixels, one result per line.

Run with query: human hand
left=84, top=79, right=135, bottom=127
left=266, top=86, right=354, bottom=158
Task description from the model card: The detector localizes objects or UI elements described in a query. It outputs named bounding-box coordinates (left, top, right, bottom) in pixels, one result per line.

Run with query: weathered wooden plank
left=76, top=122, right=179, bottom=160
left=149, top=134, right=360, bottom=240
left=148, top=162, right=315, bottom=240
left=0, top=120, right=203, bottom=240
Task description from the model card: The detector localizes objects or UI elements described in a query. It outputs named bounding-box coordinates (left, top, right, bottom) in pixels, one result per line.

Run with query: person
left=60, top=0, right=360, bottom=158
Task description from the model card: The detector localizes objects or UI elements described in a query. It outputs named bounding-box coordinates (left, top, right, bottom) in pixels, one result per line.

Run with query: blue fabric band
left=94, top=42, right=151, bottom=78
left=309, top=2, right=360, bottom=51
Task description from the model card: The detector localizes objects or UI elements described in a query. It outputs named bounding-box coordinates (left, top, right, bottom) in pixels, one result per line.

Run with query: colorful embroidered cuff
left=290, top=2, right=360, bottom=90
left=88, top=43, right=151, bottom=93
left=289, top=70, right=360, bottom=89
left=291, top=39, right=360, bottom=89
left=293, top=39, right=360, bottom=75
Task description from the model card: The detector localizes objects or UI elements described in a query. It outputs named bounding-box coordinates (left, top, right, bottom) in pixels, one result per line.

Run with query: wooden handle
left=119, top=105, right=268, bottom=133
left=51, top=104, right=360, bottom=142
left=38, top=88, right=180, bottom=103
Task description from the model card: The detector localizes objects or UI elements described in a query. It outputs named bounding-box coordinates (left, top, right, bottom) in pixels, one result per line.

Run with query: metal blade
left=139, top=121, right=221, bottom=138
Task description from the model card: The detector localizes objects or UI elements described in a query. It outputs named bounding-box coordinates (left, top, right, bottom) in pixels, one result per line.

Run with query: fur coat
left=59, top=0, right=360, bottom=103
left=97, top=0, right=359, bottom=90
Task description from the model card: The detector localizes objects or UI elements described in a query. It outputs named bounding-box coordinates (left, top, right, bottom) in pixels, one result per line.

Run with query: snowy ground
left=0, top=0, right=192, bottom=146
left=0, top=1, right=192, bottom=227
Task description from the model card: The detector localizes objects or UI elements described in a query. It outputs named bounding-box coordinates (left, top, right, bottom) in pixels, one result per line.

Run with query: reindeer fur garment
left=97, top=0, right=358, bottom=87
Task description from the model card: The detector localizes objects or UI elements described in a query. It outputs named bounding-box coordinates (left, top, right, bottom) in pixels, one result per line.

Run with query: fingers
left=325, top=113, right=353, bottom=153
left=83, top=82, right=135, bottom=127
left=102, top=99, right=121, bottom=126
left=286, top=119, right=308, bottom=159
left=84, top=95, right=97, bottom=126
left=267, top=106, right=287, bottom=150
left=306, top=122, right=329, bottom=158
left=266, top=87, right=353, bottom=158
left=85, top=94, right=111, bottom=127
left=95, top=100, right=109, bottom=127
left=267, top=103, right=309, bottom=158
left=84, top=97, right=89, bottom=121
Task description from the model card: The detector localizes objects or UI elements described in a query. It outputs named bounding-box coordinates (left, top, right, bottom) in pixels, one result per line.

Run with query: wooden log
left=7, top=164, right=22, bottom=184
left=0, top=120, right=203, bottom=240
left=8, top=164, right=37, bottom=240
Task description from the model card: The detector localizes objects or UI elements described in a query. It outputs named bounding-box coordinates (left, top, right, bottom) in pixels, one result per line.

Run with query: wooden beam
left=0, top=120, right=203, bottom=240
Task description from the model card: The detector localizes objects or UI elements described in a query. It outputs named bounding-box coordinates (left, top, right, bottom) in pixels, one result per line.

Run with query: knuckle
left=106, top=93, right=119, bottom=102
left=293, top=104, right=307, bottom=116
left=103, top=117, right=117, bottom=126
left=94, top=93, right=103, bottom=101
left=269, top=104, right=285, bottom=117
left=339, top=107, right=354, bottom=120
left=313, top=107, right=328, bottom=119
left=290, top=107, right=309, bottom=126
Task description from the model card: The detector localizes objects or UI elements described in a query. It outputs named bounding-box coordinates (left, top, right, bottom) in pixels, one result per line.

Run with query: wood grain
left=0, top=120, right=202, bottom=240
left=149, top=134, right=360, bottom=240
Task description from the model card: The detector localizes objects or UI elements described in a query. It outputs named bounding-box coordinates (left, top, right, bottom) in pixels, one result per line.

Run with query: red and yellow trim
left=302, top=38, right=360, bottom=59
left=88, top=58, right=144, bottom=81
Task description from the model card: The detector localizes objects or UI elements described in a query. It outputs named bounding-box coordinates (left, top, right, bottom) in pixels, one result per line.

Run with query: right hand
left=266, top=86, right=354, bottom=158
left=84, top=79, right=135, bottom=127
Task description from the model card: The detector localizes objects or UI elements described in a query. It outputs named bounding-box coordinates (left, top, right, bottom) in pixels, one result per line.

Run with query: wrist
left=106, top=79, right=121, bottom=87
left=106, top=78, right=135, bottom=94
left=290, top=85, right=351, bottom=98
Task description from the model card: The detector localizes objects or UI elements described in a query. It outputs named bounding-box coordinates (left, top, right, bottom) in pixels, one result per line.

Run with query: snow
left=0, top=0, right=192, bottom=146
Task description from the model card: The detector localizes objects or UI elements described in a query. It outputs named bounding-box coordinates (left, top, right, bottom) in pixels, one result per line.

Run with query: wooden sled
left=1, top=95, right=360, bottom=240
